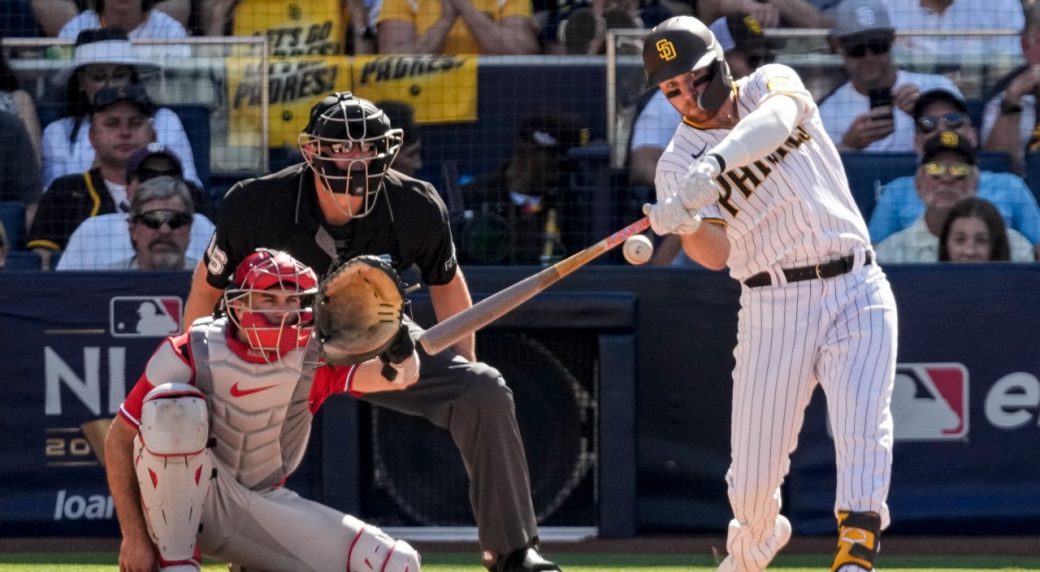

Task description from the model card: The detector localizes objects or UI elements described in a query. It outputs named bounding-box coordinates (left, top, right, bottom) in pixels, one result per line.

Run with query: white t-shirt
left=58, top=10, right=191, bottom=58
left=42, top=108, right=200, bottom=189
left=655, top=64, right=870, bottom=281
left=56, top=212, right=215, bottom=270
left=881, top=0, right=1023, bottom=61
left=817, top=70, right=962, bottom=152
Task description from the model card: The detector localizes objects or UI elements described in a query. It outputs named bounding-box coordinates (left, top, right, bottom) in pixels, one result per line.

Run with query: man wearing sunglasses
left=867, top=88, right=1040, bottom=259
left=817, top=0, right=962, bottom=153
left=55, top=144, right=216, bottom=270
left=875, top=130, right=1036, bottom=263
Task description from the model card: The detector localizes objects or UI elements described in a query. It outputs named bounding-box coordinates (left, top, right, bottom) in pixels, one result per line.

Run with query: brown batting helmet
left=642, top=16, right=733, bottom=112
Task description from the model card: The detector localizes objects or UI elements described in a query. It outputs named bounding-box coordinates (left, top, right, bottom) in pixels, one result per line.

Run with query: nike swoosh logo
left=230, top=382, right=278, bottom=397
left=691, top=142, right=707, bottom=158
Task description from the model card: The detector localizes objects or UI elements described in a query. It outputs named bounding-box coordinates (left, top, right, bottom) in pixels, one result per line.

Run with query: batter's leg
left=723, top=284, right=826, bottom=571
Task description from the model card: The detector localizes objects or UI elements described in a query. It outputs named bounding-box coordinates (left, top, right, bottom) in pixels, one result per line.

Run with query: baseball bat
left=419, top=217, right=650, bottom=355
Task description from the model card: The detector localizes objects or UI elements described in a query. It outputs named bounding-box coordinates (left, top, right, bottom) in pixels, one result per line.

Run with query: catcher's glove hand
left=314, top=255, right=407, bottom=366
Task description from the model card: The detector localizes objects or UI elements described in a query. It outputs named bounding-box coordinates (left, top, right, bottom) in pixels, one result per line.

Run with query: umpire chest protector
left=189, top=318, right=319, bottom=490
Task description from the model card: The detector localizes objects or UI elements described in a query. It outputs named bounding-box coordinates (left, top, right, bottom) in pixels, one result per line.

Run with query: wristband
left=707, top=153, right=726, bottom=174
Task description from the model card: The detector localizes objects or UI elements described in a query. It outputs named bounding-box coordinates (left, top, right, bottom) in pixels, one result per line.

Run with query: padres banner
left=351, top=55, right=478, bottom=125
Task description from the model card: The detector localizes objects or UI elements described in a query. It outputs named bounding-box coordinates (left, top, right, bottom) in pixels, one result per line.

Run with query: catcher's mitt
left=314, top=255, right=407, bottom=365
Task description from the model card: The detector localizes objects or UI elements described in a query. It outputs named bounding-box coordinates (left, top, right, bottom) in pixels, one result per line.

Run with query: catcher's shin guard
left=134, top=383, right=214, bottom=567
left=831, top=511, right=882, bottom=571
left=346, top=515, right=421, bottom=571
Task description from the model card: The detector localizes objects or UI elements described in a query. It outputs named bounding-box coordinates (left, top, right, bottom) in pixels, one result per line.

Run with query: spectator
left=875, top=130, right=1034, bottom=263
left=939, top=197, right=1012, bottom=262
left=981, top=1, right=1040, bottom=175
left=548, top=0, right=671, bottom=55
left=200, top=0, right=368, bottom=55
left=817, top=0, right=962, bottom=152
left=56, top=0, right=191, bottom=57
left=32, top=0, right=190, bottom=37
left=868, top=88, right=1040, bottom=255
left=107, top=176, right=196, bottom=270
left=0, top=110, right=43, bottom=233
left=460, top=107, right=587, bottom=264
left=42, top=28, right=199, bottom=188
left=57, top=143, right=214, bottom=270
left=27, top=85, right=156, bottom=269
left=882, top=0, right=1024, bottom=61
left=377, top=100, right=422, bottom=177
left=696, top=0, right=836, bottom=29
left=378, top=0, right=539, bottom=54
left=0, top=32, right=42, bottom=163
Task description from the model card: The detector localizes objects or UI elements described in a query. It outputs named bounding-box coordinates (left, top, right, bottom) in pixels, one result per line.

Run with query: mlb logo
left=893, top=363, right=969, bottom=441
left=110, top=297, right=183, bottom=338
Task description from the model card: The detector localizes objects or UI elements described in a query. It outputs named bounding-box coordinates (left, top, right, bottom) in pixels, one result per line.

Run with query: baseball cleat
left=484, top=543, right=561, bottom=572
left=831, top=511, right=881, bottom=572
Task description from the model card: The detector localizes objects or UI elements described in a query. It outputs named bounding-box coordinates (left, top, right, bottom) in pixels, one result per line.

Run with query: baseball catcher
left=105, top=249, right=421, bottom=572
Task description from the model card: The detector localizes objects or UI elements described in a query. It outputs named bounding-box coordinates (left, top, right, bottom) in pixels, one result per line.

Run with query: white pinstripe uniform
left=655, top=64, right=898, bottom=571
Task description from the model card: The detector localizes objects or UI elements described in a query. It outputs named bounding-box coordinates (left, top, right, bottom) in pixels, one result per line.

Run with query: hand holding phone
left=868, top=88, right=894, bottom=121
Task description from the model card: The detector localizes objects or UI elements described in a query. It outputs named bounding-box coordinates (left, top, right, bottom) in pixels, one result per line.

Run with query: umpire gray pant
left=359, top=316, right=540, bottom=557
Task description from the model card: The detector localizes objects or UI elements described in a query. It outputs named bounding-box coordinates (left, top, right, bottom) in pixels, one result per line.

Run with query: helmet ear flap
left=698, top=55, right=734, bottom=112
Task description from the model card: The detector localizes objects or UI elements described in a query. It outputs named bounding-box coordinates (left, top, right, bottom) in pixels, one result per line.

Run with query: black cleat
left=485, top=545, right=562, bottom=572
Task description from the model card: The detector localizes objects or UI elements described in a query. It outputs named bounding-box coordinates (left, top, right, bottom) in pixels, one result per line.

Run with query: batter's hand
left=642, top=199, right=702, bottom=236
left=677, top=155, right=723, bottom=210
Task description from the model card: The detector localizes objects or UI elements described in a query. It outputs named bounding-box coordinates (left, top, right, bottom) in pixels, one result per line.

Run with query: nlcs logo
left=656, top=39, right=676, bottom=61
left=892, top=363, right=969, bottom=441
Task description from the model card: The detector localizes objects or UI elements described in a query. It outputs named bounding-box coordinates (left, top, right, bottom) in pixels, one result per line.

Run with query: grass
left=3, top=553, right=1040, bottom=571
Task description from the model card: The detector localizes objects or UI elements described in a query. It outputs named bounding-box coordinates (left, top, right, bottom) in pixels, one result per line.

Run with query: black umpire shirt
left=203, top=163, right=458, bottom=288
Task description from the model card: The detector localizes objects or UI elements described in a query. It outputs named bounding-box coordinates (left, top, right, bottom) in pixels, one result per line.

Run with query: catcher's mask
left=300, top=92, right=404, bottom=218
left=224, top=249, right=319, bottom=359
left=642, top=16, right=733, bottom=113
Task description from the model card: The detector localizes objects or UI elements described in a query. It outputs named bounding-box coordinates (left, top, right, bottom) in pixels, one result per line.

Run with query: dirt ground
left=3, top=535, right=1038, bottom=557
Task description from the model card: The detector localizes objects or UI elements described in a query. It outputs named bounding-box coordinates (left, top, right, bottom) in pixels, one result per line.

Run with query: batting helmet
left=224, top=249, right=319, bottom=359
left=642, top=16, right=733, bottom=113
left=300, top=92, right=404, bottom=217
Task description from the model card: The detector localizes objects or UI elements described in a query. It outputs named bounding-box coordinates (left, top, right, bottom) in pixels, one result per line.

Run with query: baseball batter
left=640, top=17, right=898, bottom=572
left=105, top=249, right=421, bottom=572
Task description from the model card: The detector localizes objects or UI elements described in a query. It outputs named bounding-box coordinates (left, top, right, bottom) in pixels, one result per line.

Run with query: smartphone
left=868, top=87, right=894, bottom=120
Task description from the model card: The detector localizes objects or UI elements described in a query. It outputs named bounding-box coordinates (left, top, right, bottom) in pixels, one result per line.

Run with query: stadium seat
left=167, top=104, right=211, bottom=191
left=0, top=201, right=25, bottom=250
left=4, top=250, right=42, bottom=271
left=1025, top=153, right=1040, bottom=204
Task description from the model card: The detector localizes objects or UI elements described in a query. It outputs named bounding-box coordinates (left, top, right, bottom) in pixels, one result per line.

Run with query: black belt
left=743, top=252, right=872, bottom=288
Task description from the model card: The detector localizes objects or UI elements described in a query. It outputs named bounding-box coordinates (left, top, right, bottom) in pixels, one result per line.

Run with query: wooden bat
left=419, top=217, right=650, bottom=355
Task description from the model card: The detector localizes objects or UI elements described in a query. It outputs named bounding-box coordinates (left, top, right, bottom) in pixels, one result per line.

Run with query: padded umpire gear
left=832, top=510, right=882, bottom=571
left=135, top=383, right=214, bottom=569
left=642, top=16, right=733, bottom=112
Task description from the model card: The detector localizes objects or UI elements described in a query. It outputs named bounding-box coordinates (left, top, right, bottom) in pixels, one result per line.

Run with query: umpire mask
left=643, top=16, right=734, bottom=113
left=300, top=92, right=404, bottom=218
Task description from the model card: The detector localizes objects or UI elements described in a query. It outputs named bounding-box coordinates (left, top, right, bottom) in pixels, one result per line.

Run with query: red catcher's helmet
left=224, top=249, right=318, bottom=357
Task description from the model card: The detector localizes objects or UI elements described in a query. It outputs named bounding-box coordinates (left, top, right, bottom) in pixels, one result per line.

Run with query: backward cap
left=643, top=16, right=720, bottom=86
left=922, top=130, right=977, bottom=165
left=831, top=0, right=893, bottom=39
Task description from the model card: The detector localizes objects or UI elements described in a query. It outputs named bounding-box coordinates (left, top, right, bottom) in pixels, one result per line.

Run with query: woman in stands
left=42, top=28, right=199, bottom=189
left=939, top=197, right=1013, bottom=262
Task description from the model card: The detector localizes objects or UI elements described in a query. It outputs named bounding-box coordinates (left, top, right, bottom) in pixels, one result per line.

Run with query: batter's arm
left=183, top=261, right=224, bottom=331
left=710, top=92, right=802, bottom=172
left=679, top=220, right=729, bottom=270
left=105, top=417, right=157, bottom=572
left=428, top=269, right=476, bottom=361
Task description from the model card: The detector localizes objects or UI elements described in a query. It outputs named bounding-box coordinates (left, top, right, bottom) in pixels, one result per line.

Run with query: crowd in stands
left=0, top=0, right=1038, bottom=271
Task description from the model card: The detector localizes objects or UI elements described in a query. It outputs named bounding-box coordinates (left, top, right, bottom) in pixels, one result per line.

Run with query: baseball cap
left=127, top=142, right=183, bottom=182
left=921, top=130, right=977, bottom=166
left=92, top=84, right=156, bottom=116
left=52, top=28, right=159, bottom=87
left=709, top=15, right=769, bottom=55
left=830, top=0, right=894, bottom=40
left=912, top=88, right=969, bottom=121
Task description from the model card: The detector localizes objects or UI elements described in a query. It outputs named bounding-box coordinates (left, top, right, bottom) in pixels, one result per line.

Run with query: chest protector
left=189, top=318, right=319, bottom=490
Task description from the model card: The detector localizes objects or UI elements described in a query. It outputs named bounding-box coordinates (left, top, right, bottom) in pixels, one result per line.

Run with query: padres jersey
left=655, top=64, right=871, bottom=281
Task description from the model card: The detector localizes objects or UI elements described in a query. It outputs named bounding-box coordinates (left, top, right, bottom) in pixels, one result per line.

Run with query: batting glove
left=678, top=154, right=723, bottom=210
left=642, top=198, right=703, bottom=236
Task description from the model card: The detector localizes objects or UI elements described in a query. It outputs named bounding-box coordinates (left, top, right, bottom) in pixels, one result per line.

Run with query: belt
left=743, top=252, right=872, bottom=288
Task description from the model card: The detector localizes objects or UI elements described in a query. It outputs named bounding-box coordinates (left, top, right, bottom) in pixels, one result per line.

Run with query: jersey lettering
left=714, top=126, right=813, bottom=217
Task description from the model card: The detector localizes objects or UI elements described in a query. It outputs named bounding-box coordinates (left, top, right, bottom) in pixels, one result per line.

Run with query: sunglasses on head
left=916, top=113, right=970, bottom=134
left=922, top=161, right=973, bottom=179
left=843, top=39, right=891, bottom=58
left=133, top=210, right=192, bottom=230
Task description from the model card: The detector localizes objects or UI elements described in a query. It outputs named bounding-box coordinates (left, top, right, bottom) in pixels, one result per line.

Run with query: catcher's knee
left=348, top=518, right=421, bottom=572
left=831, top=510, right=881, bottom=571
left=135, top=383, right=213, bottom=563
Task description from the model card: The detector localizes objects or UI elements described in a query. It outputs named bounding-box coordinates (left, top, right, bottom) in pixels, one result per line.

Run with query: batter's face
left=659, top=67, right=722, bottom=124
left=945, top=215, right=993, bottom=261
left=916, top=151, right=978, bottom=209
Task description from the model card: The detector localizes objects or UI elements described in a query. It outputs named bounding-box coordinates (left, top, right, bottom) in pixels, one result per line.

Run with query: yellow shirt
left=378, top=0, right=531, bottom=54
left=233, top=0, right=345, bottom=56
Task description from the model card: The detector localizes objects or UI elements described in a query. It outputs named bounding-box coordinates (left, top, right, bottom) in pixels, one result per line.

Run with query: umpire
left=183, top=92, right=561, bottom=572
